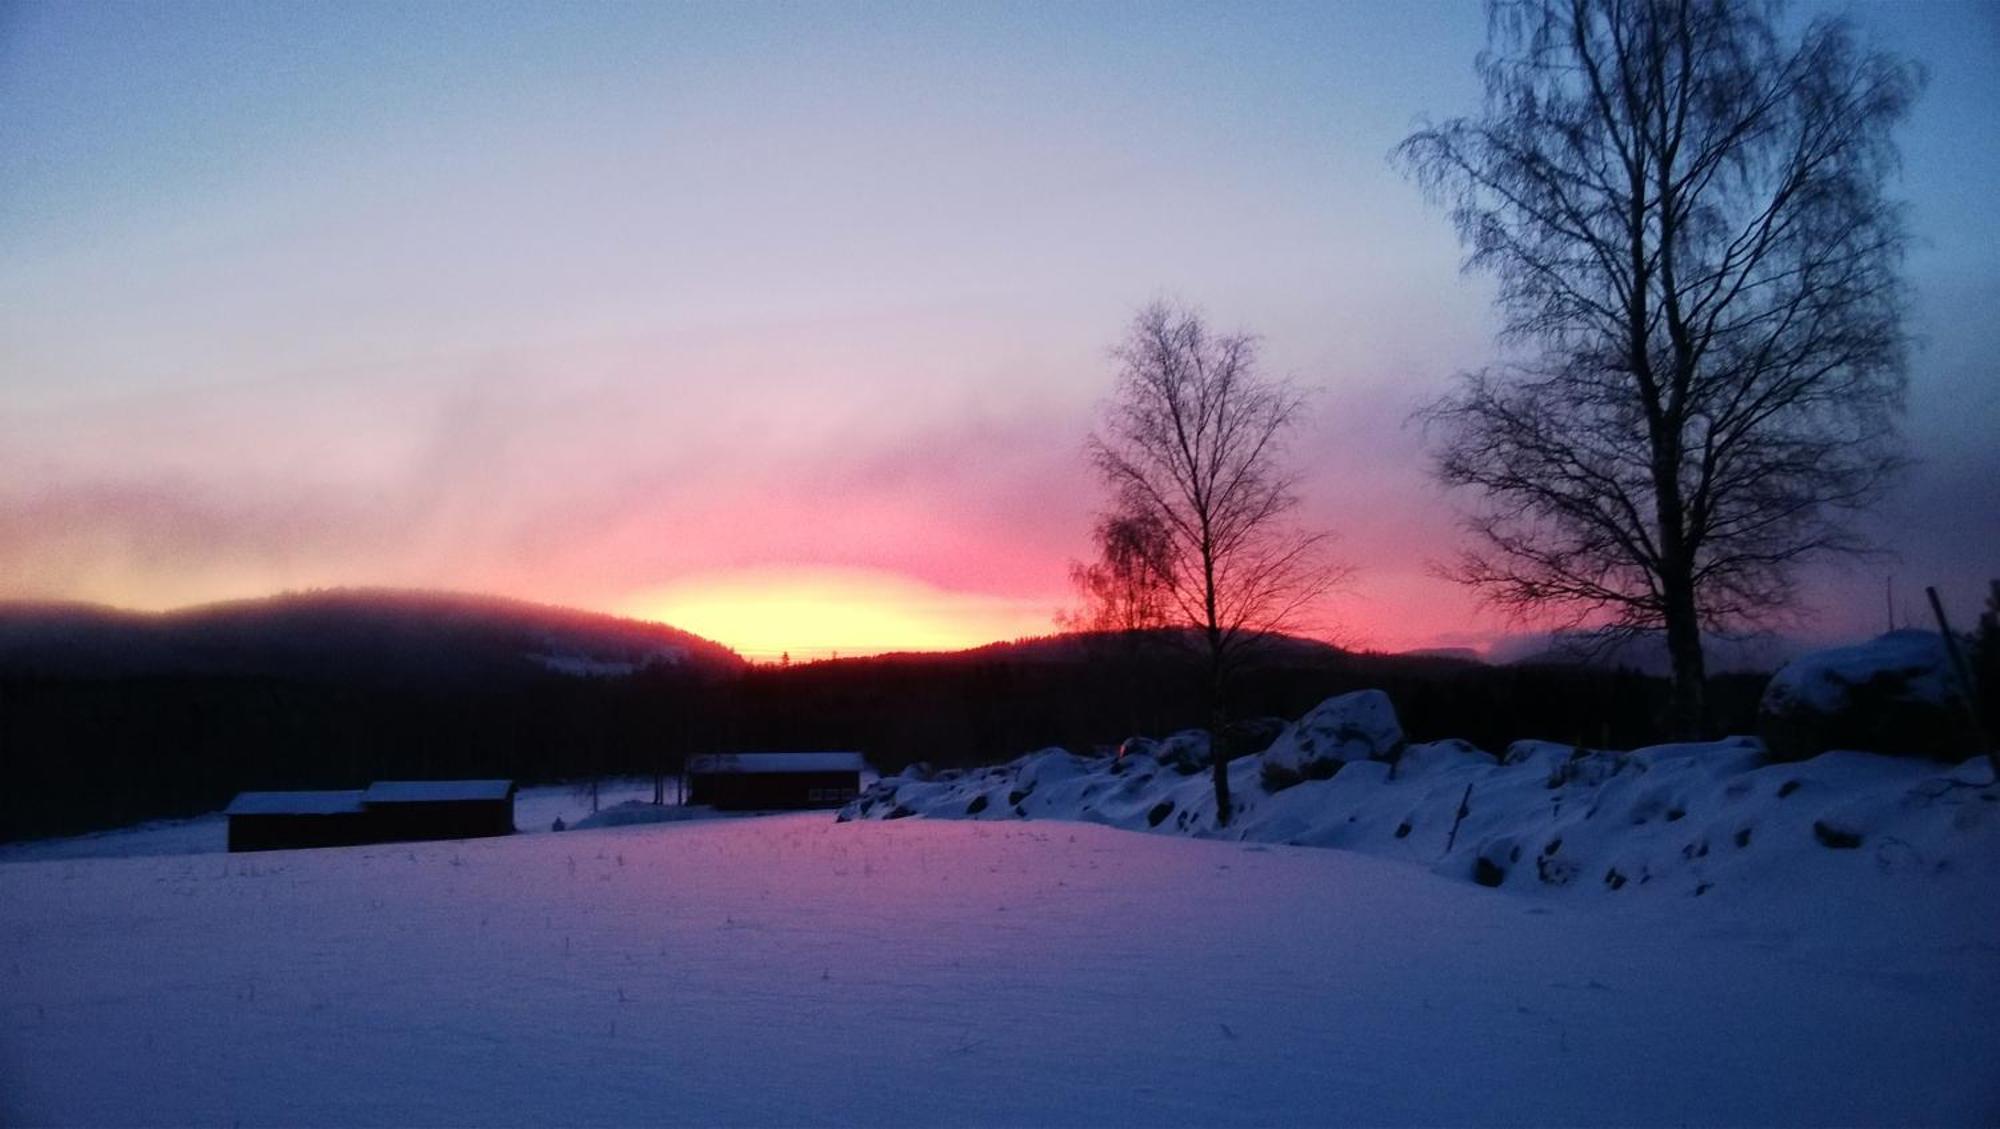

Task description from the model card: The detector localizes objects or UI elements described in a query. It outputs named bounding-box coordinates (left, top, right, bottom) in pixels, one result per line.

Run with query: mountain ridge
left=0, top=588, right=747, bottom=686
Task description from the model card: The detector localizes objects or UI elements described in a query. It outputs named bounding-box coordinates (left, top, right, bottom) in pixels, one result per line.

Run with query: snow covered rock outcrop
left=840, top=688, right=2000, bottom=903
left=1259, top=690, right=1405, bottom=789
left=1759, top=631, right=1970, bottom=761
left=1120, top=729, right=1213, bottom=773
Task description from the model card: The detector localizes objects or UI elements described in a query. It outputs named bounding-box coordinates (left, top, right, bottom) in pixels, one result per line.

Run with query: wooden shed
left=224, top=790, right=370, bottom=852
left=360, top=780, right=517, bottom=842
left=224, top=779, right=517, bottom=852
left=686, top=752, right=866, bottom=810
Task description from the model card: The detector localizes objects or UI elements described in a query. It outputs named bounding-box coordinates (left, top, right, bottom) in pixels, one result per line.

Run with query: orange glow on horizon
left=624, top=568, right=1060, bottom=661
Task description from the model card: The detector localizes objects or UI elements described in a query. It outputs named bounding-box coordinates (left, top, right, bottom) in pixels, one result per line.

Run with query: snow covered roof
left=224, top=790, right=365, bottom=817
left=686, top=752, right=867, bottom=776
left=362, top=780, right=516, bottom=804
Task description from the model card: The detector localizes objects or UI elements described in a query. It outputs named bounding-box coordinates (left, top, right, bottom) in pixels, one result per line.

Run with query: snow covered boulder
left=1112, top=719, right=1283, bottom=785
left=1396, top=739, right=1497, bottom=779
left=1759, top=631, right=1970, bottom=762
left=1258, top=690, right=1405, bottom=791
left=1149, top=730, right=1213, bottom=774
left=1015, top=748, right=1092, bottom=793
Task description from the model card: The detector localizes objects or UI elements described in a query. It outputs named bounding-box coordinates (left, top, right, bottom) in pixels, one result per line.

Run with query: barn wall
left=690, top=771, right=859, bottom=810
left=226, top=812, right=374, bottom=852
left=368, top=799, right=515, bottom=842
left=227, top=799, right=514, bottom=852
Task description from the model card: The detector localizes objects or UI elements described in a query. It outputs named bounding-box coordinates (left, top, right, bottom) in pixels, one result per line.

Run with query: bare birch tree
left=1399, top=0, right=1919, bottom=737
left=1087, top=301, right=1339, bottom=826
left=1060, top=513, right=1176, bottom=638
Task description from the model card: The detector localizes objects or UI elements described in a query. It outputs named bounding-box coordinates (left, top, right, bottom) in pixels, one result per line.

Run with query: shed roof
left=686, top=752, right=867, bottom=776
left=362, top=780, right=516, bottom=804
left=225, top=790, right=366, bottom=817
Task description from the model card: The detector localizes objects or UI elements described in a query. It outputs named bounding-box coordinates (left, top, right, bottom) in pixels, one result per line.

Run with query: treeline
left=0, top=650, right=1771, bottom=842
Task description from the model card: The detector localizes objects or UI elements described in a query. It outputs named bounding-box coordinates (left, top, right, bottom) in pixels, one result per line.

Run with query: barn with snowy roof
left=224, top=779, right=517, bottom=852
left=686, top=752, right=865, bottom=810
left=224, top=790, right=370, bottom=852
left=361, top=779, right=517, bottom=843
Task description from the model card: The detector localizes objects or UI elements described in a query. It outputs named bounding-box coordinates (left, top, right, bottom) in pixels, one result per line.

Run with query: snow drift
left=843, top=689, right=2000, bottom=901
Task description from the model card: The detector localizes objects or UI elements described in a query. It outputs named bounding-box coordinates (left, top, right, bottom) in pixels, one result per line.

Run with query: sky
left=2, top=1, right=1996, bottom=660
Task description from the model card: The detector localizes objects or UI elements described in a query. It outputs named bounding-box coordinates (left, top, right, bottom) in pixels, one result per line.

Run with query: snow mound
left=842, top=691, right=2000, bottom=903
left=1759, top=630, right=1972, bottom=761
left=571, top=801, right=716, bottom=830
left=1764, top=630, right=1955, bottom=712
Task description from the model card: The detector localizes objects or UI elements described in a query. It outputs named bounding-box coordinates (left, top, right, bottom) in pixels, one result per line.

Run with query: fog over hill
left=0, top=589, right=746, bottom=687
left=1488, top=631, right=1807, bottom=676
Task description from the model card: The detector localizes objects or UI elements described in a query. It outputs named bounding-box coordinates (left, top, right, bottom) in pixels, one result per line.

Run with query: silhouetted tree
left=1060, top=512, right=1180, bottom=741
left=1088, top=301, right=1340, bottom=825
left=1061, top=512, right=1176, bottom=636
left=1400, top=0, right=1919, bottom=737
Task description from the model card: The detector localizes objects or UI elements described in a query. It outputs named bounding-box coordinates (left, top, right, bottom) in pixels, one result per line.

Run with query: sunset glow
left=627, top=569, right=1058, bottom=661
left=1, top=2, right=1994, bottom=652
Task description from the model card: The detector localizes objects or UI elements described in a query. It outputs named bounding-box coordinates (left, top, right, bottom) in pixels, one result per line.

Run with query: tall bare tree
left=1399, top=0, right=1919, bottom=736
left=1087, top=301, right=1339, bottom=825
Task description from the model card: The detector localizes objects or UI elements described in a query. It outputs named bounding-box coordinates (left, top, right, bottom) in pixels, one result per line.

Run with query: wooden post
left=1925, top=586, right=1998, bottom=780
left=1444, top=784, right=1474, bottom=854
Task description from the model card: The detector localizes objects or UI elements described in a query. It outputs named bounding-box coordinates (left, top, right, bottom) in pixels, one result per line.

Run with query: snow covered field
left=3, top=811, right=1995, bottom=1125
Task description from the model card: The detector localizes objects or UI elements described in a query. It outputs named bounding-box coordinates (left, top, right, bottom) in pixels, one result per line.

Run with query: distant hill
left=0, top=589, right=746, bottom=687
left=827, top=627, right=1490, bottom=680
left=1395, top=647, right=1487, bottom=664
left=849, top=627, right=1352, bottom=667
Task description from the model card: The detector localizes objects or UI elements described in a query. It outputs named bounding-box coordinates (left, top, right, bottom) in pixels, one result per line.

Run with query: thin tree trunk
left=1208, top=641, right=1231, bottom=828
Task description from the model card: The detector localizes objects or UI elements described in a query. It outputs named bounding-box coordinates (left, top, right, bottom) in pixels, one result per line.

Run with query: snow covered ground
left=3, top=811, right=1995, bottom=1125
